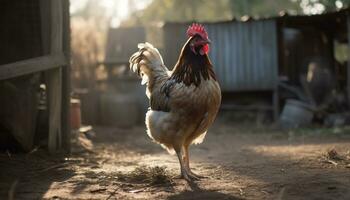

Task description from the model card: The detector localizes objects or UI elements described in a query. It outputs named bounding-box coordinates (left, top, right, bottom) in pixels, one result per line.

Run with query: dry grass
left=116, top=165, right=173, bottom=186
left=325, top=148, right=343, bottom=161
left=320, top=148, right=350, bottom=166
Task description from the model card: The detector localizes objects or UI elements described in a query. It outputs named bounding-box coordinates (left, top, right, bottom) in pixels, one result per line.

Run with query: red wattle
left=203, top=44, right=209, bottom=54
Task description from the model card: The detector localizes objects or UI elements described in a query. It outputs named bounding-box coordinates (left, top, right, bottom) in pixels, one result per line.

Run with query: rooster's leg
left=175, top=147, right=192, bottom=182
left=183, top=144, right=204, bottom=179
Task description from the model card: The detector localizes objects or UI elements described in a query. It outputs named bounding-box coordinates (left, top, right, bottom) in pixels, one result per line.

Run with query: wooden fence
left=0, top=0, right=70, bottom=153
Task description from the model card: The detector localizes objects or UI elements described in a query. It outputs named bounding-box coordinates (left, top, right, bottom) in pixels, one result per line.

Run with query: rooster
left=129, top=23, right=221, bottom=181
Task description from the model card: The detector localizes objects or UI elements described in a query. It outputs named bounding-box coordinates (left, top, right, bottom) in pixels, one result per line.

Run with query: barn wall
left=105, top=27, right=146, bottom=64
left=0, top=0, right=43, bottom=65
left=163, top=20, right=278, bottom=92
left=0, top=0, right=70, bottom=152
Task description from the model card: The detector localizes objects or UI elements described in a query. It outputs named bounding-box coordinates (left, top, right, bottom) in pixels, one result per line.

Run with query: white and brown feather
left=129, top=37, right=221, bottom=154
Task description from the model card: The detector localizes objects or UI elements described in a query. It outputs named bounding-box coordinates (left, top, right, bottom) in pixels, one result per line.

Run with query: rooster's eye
left=192, top=38, right=200, bottom=45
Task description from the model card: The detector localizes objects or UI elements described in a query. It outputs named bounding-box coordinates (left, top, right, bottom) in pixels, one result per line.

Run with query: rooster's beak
left=198, top=38, right=211, bottom=45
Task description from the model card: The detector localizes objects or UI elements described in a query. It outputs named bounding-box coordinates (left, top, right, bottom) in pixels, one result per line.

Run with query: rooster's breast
left=171, top=78, right=221, bottom=134
left=181, top=78, right=221, bottom=144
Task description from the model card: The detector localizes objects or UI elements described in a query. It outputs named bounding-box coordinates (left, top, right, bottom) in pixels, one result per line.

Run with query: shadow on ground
left=168, top=190, right=242, bottom=200
left=166, top=180, right=243, bottom=200
left=0, top=151, right=75, bottom=199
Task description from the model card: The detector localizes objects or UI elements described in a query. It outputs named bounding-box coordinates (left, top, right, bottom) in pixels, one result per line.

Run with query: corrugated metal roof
left=163, top=20, right=278, bottom=91
left=161, top=7, right=350, bottom=25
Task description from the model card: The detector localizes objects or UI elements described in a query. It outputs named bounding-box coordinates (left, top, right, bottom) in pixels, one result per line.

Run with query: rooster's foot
left=179, top=171, right=198, bottom=182
left=188, top=171, right=206, bottom=179
left=187, top=172, right=201, bottom=181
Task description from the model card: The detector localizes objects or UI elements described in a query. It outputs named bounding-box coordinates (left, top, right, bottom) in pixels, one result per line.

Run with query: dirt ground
left=1, top=121, right=350, bottom=200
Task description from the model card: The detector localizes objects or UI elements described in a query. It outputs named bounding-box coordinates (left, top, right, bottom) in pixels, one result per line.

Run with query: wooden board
left=61, top=0, right=71, bottom=153
left=0, top=53, right=66, bottom=81
left=47, top=0, right=63, bottom=153
left=47, top=68, right=62, bottom=152
left=347, top=14, right=350, bottom=107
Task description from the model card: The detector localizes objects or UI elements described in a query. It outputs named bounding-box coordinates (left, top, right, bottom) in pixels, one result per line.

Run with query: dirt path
left=1, top=122, right=350, bottom=199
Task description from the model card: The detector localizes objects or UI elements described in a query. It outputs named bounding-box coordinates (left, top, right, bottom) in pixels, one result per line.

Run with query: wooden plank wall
left=47, top=0, right=66, bottom=153
left=0, top=0, right=70, bottom=153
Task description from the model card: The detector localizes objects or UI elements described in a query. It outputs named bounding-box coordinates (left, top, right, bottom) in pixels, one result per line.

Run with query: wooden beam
left=61, top=0, right=71, bottom=153
left=347, top=14, right=350, bottom=107
left=47, top=68, right=62, bottom=152
left=0, top=53, right=66, bottom=81
left=47, top=0, right=63, bottom=153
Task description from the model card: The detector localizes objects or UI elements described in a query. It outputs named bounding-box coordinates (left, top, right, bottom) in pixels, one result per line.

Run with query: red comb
left=186, top=23, right=208, bottom=39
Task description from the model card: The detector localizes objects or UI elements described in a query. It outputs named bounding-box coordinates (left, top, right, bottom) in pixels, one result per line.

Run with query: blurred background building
left=69, top=0, right=350, bottom=129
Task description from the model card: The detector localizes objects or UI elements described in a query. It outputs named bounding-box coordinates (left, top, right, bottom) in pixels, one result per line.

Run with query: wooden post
left=273, top=19, right=280, bottom=122
left=61, top=0, right=71, bottom=153
left=347, top=13, right=350, bottom=107
left=273, top=89, right=279, bottom=122
left=47, top=68, right=62, bottom=153
left=47, top=0, right=63, bottom=153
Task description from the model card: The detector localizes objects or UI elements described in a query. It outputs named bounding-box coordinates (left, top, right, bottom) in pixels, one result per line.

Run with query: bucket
left=70, top=98, right=82, bottom=130
left=279, top=99, right=314, bottom=129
